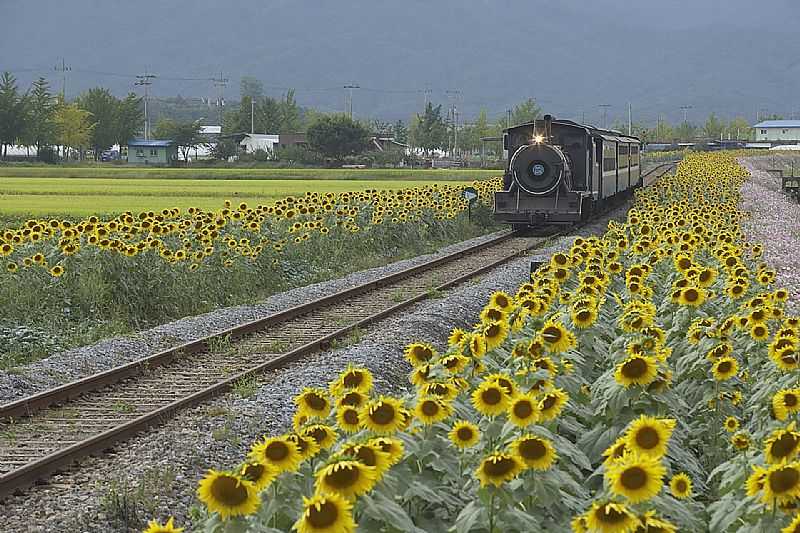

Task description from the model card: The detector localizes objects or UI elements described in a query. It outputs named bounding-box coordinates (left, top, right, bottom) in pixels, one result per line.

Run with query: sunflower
left=249, top=436, right=302, bottom=473
left=765, top=425, right=800, bottom=464
left=732, top=432, right=751, bottom=451
left=421, top=381, right=459, bottom=401
left=448, top=327, right=468, bottom=347
left=475, top=452, right=523, bottom=487
left=295, top=387, right=332, bottom=418
left=511, top=435, right=557, bottom=470
left=571, top=305, right=598, bottom=329
left=636, top=510, right=677, bottom=533
left=469, top=334, right=488, bottom=358
left=603, top=437, right=628, bottom=465
left=724, top=416, right=740, bottom=433
left=409, top=364, right=432, bottom=386
left=774, top=389, right=800, bottom=421
left=294, top=492, right=356, bottom=533
left=336, top=407, right=361, bottom=434
left=239, top=460, right=278, bottom=491
left=677, top=286, right=706, bottom=307
left=414, top=396, right=452, bottom=425
left=143, top=517, right=183, bottom=533
left=440, top=354, right=470, bottom=374
left=508, top=393, right=540, bottom=427
left=449, top=420, right=480, bottom=449
left=315, top=459, right=378, bottom=500
left=584, top=501, right=638, bottom=533
left=751, top=323, right=770, bottom=342
left=762, top=462, right=800, bottom=506
left=302, top=424, right=338, bottom=450
left=471, top=379, right=510, bottom=417
left=367, top=437, right=405, bottom=465
left=331, top=366, right=373, bottom=395
left=404, top=342, right=437, bottom=367
left=711, top=356, right=738, bottom=381
left=669, top=472, right=693, bottom=499
left=338, top=443, right=391, bottom=477
left=489, top=291, right=514, bottom=311
left=614, top=354, right=658, bottom=388
left=538, top=388, right=568, bottom=422
left=606, top=453, right=665, bottom=504
left=288, top=433, right=322, bottom=461
left=360, top=396, right=406, bottom=435
left=625, top=416, right=674, bottom=459
left=747, top=465, right=768, bottom=497
left=483, top=321, right=509, bottom=350
left=571, top=515, right=589, bottom=533
left=540, top=320, right=577, bottom=354
left=197, top=470, right=260, bottom=520
left=337, top=390, right=367, bottom=409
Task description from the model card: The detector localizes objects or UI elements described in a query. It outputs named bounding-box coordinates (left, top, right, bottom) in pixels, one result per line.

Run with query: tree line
left=0, top=72, right=143, bottom=161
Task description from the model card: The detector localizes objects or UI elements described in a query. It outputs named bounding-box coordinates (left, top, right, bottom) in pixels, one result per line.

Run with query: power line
left=135, top=70, right=157, bottom=139
left=343, top=84, right=360, bottom=119
left=598, top=104, right=611, bottom=129
left=211, top=72, right=229, bottom=127
left=54, top=58, right=71, bottom=99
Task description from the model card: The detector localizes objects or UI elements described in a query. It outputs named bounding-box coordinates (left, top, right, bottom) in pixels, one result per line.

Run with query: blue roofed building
left=753, top=120, right=800, bottom=143
left=127, top=139, right=178, bottom=165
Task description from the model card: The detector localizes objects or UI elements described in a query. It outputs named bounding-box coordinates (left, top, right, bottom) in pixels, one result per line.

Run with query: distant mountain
left=3, top=0, right=798, bottom=125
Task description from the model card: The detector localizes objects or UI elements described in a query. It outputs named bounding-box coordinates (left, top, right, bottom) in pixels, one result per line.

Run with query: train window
left=603, top=143, right=616, bottom=172
left=618, top=144, right=629, bottom=169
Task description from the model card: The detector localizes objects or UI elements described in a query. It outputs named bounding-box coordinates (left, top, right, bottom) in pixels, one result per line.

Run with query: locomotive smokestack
left=543, top=114, right=553, bottom=141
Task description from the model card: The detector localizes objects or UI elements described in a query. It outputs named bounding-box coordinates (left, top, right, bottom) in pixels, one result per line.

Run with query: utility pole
left=54, top=58, right=71, bottom=100
left=445, top=90, right=461, bottom=158
left=135, top=71, right=157, bottom=140
left=422, top=88, right=432, bottom=109
left=506, top=109, right=512, bottom=129
left=581, top=110, right=586, bottom=124
left=343, top=84, right=360, bottom=119
left=251, top=98, right=255, bottom=134
left=680, top=105, right=693, bottom=124
left=598, top=104, right=611, bottom=129
left=212, top=72, right=229, bottom=128
left=627, top=102, right=632, bottom=135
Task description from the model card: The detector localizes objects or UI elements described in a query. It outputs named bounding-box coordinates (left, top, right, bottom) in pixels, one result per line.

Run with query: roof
left=128, top=139, right=175, bottom=147
left=753, top=120, right=800, bottom=129
left=200, top=126, right=221, bottom=135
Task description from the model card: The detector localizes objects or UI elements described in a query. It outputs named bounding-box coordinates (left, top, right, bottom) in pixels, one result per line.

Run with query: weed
left=206, top=405, right=232, bottom=417
left=112, top=401, right=135, bottom=414
left=232, top=374, right=259, bottom=399
left=330, top=326, right=365, bottom=350
left=211, top=423, right=241, bottom=446
left=207, top=334, right=232, bottom=354
left=426, top=288, right=446, bottom=299
left=390, top=289, right=409, bottom=303
left=264, top=339, right=290, bottom=353
left=99, top=467, right=177, bottom=531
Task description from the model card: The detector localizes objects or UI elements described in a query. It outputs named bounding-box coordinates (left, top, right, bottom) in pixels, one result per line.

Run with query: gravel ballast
left=0, top=208, right=623, bottom=533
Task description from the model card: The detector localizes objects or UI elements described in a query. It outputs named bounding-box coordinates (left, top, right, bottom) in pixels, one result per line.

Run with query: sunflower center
left=413, top=346, right=433, bottom=362
left=210, top=475, right=249, bottom=506
left=343, top=372, right=364, bottom=388
left=754, top=326, right=766, bottom=337
left=622, top=357, right=648, bottom=379
left=519, top=439, right=546, bottom=460
left=421, top=400, right=440, bottom=417
left=456, top=427, right=474, bottom=441
left=770, top=434, right=799, bottom=459
left=787, top=394, right=799, bottom=408
left=306, top=394, right=327, bottom=410
left=242, top=463, right=266, bottom=483
left=620, top=466, right=648, bottom=490
left=675, top=480, right=687, bottom=492
left=265, top=441, right=289, bottom=461
left=717, top=361, right=732, bottom=374
left=513, top=400, right=534, bottom=419
left=307, top=427, right=327, bottom=445
left=542, top=326, right=562, bottom=343
left=429, top=384, right=448, bottom=396
left=541, top=395, right=557, bottom=411
left=594, top=505, right=627, bottom=524
left=355, top=447, right=378, bottom=467
left=341, top=392, right=362, bottom=407
left=635, top=427, right=660, bottom=450
left=496, top=295, right=509, bottom=308
left=486, top=324, right=501, bottom=338
left=325, top=464, right=360, bottom=488
left=497, top=378, right=514, bottom=395
left=576, top=310, right=591, bottom=322
left=770, top=467, right=800, bottom=494
left=370, top=403, right=396, bottom=425
left=483, top=457, right=515, bottom=477
left=307, top=500, right=339, bottom=528
left=343, top=409, right=359, bottom=425
left=482, top=387, right=503, bottom=406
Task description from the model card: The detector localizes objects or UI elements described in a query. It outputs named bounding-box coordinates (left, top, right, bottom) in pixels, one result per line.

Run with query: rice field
left=0, top=177, right=484, bottom=217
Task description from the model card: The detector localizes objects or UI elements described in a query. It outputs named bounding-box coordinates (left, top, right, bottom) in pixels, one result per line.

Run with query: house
left=127, top=139, right=178, bottom=165
left=753, top=120, right=800, bottom=144
left=370, top=136, right=408, bottom=152
left=219, top=133, right=308, bottom=155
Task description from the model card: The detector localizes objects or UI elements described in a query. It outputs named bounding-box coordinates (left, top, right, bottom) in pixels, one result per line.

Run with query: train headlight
left=534, top=135, right=544, bottom=143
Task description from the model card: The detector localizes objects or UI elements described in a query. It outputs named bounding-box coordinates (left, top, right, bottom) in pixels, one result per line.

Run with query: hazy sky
left=3, top=0, right=799, bottom=124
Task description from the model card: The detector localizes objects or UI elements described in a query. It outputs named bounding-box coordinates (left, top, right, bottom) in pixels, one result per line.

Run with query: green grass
left=0, top=177, right=486, bottom=218
left=0, top=165, right=498, bottom=181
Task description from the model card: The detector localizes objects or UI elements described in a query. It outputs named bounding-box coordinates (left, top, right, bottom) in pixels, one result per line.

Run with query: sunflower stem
left=488, top=489, right=496, bottom=533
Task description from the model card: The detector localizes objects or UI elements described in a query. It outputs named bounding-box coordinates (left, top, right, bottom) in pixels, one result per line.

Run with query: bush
left=37, top=146, right=59, bottom=164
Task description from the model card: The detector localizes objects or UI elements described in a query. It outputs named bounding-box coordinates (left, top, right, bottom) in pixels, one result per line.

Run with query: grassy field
left=0, top=165, right=499, bottom=181
left=0, top=177, right=486, bottom=217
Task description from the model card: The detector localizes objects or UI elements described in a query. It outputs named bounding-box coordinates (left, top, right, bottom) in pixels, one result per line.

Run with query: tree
left=115, top=92, right=144, bottom=147
left=703, top=113, right=725, bottom=140
left=509, top=98, right=542, bottom=126
left=0, top=72, right=28, bottom=159
left=727, top=117, right=752, bottom=140
left=54, top=103, right=93, bottom=161
left=240, top=76, right=264, bottom=100
left=306, top=114, right=370, bottom=162
left=278, top=90, right=301, bottom=133
left=154, top=118, right=205, bottom=163
left=24, top=77, right=56, bottom=156
left=675, top=121, right=697, bottom=142
left=76, top=88, right=118, bottom=159
left=393, top=120, right=408, bottom=144
left=409, top=103, right=447, bottom=156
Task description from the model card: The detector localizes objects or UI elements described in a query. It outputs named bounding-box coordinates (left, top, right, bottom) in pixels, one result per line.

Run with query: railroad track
left=0, top=162, right=676, bottom=500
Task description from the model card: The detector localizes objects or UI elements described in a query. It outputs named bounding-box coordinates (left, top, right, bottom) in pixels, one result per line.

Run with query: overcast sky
left=3, top=0, right=799, bottom=124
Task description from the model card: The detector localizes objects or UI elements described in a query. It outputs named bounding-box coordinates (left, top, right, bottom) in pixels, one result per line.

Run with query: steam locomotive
left=493, top=115, right=641, bottom=228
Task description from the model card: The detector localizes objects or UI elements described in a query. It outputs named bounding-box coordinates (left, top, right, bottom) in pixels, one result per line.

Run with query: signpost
left=462, top=187, right=478, bottom=221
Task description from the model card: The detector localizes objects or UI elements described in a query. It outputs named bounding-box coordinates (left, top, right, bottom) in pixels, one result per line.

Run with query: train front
left=493, top=115, right=587, bottom=227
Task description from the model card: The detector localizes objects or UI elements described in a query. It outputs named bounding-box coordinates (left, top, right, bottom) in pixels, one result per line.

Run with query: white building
left=754, top=120, right=800, bottom=142
left=239, top=133, right=280, bottom=153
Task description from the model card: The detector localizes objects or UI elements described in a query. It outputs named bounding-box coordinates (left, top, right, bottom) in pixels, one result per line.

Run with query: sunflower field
left=140, top=152, right=800, bottom=533
left=0, top=179, right=500, bottom=366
